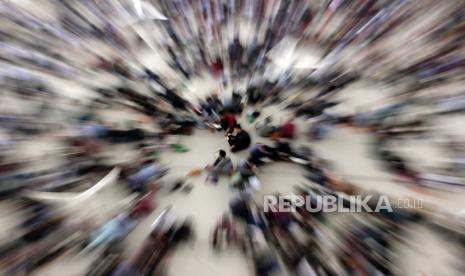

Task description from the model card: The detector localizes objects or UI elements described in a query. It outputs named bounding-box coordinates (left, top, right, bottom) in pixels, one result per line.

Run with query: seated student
left=211, top=213, right=236, bottom=250
left=219, top=110, right=237, bottom=134
left=112, top=210, right=191, bottom=276
left=280, top=117, right=296, bottom=139
left=229, top=158, right=259, bottom=192
left=206, top=150, right=234, bottom=183
left=200, top=96, right=219, bottom=119
left=307, top=119, right=332, bottom=140
left=79, top=122, right=108, bottom=138
left=246, top=225, right=281, bottom=276
left=237, top=158, right=256, bottom=178
left=228, top=37, right=244, bottom=75
left=229, top=193, right=252, bottom=222
left=249, top=144, right=273, bottom=166
left=210, top=57, right=224, bottom=77
left=231, top=91, right=244, bottom=113
left=246, top=106, right=261, bottom=123
left=265, top=194, right=292, bottom=230
left=130, top=183, right=160, bottom=216
left=256, top=116, right=277, bottom=137
left=228, top=125, right=251, bottom=152
left=270, top=138, right=293, bottom=161
left=84, top=212, right=137, bottom=252
left=126, top=161, right=167, bottom=193
left=106, top=128, right=146, bottom=143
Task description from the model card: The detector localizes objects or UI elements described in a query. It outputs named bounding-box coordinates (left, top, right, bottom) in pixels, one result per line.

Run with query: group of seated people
left=208, top=163, right=425, bottom=276
left=83, top=187, right=156, bottom=253
left=88, top=208, right=194, bottom=276
left=204, top=137, right=303, bottom=186
left=203, top=107, right=309, bottom=189
left=255, top=115, right=296, bottom=139
left=217, top=111, right=252, bottom=152
left=215, top=192, right=315, bottom=276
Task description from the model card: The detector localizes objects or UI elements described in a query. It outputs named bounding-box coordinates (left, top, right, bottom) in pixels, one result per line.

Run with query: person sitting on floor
left=246, top=107, right=261, bottom=123
left=249, top=143, right=273, bottom=166
left=246, top=225, right=281, bottom=276
left=84, top=211, right=137, bottom=252
left=125, top=161, right=168, bottom=193
left=229, top=158, right=259, bottom=191
left=206, top=150, right=234, bottom=184
left=219, top=110, right=237, bottom=134
left=211, top=213, right=236, bottom=250
left=280, top=116, right=296, bottom=139
left=256, top=116, right=277, bottom=137
left=237, top=158, right=257, bottom=178
left=130, top=183, right=160, bottom=216
left=270, top=138, right=293, bottom=161
left=307, top=118, right=332, bottom=140
left=228, top=125, right=251, bottom=152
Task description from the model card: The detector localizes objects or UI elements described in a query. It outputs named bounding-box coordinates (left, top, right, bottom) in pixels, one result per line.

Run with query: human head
left=234, top=124, right=242, bottom=132
left=218, top=150, right=226, bottom=158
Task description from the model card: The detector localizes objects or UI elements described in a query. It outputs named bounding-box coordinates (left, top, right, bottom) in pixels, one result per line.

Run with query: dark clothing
left=117, top=87, right=158, bottom=116
left=228, top=130, right=251, bottom=152
left=167, top=47, right=190, bottom=79
left=247, top=86, right=261, bottom=105
left=228, top=41, right=244, bottom=62
left=229, top=197, right=250, bottom=222
left=106, top=129, right=145, bottom=143
left=144, top=69, right=169, bottom=91
left=249, top=145, right=271, bottom=165
left=231, top=92, right=244, bottom=113
left=161, top=90, right=188, bottom=110
left=246, top=43, right=262, bottom=66
left=270, top=140, right=292, bottom=160
left=113, top=63, right=131, bottom=79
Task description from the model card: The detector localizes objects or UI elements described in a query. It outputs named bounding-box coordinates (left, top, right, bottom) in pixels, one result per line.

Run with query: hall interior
left=0, top=1, right=465, bottom=275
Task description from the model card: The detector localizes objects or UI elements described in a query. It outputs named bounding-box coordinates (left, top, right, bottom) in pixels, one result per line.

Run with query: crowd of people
left=0, top=0, right=464, bottom=275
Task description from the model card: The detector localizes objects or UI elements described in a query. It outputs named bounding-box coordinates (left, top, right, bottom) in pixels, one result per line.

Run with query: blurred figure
left=256, top=116, right=278, bottom=138
left=219, top=110, right=237, bottom=134
left=211, top=213, right=236, bottom=250
left=210, top=57, right=224, bottom=78
left=228, top=125, right=252, bottom=152
left=124, top=161, right=167, bottom=193
left=84, top=211, right=137, bottom=252
left=206, top=149, right=234, bottom=184
left=280, top=116, right=296, bottom=139
left=228, top=37, right=244, bottom=75
left=249, top=143, right=273, bottom=166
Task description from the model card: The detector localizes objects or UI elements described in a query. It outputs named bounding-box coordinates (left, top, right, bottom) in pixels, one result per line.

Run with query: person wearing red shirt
left=280, top=117, right=296, bottom=139
left=219, top=111, right=237, bottom=134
